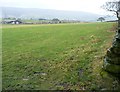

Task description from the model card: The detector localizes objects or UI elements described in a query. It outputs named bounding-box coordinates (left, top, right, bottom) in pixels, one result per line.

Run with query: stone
left=115, top=32, right=120, bottom=40
left=103, top=60, right=120, bottom=74
left=112, top=47, right=120, bottom=54
left=23, top=78, right=29, bottom=81
left=112, top=40, right=120, bottom=48
left=105, top=56, right=120, bottom=65
left=105, top=49, right=120, bottom=65
left=103, top=26, right=120, bottom=75
left=118, top=29, right=120, bottom=33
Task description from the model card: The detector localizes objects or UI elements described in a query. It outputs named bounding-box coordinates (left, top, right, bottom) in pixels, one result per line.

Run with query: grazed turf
left=2, top=23, right=120, bottom=90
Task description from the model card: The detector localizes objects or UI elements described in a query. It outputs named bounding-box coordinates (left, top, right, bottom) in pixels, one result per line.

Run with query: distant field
left=2, top=23, right=120, bottom=90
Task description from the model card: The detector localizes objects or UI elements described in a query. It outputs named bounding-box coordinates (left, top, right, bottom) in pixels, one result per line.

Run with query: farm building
left=2, top=20, right=22, bottom=24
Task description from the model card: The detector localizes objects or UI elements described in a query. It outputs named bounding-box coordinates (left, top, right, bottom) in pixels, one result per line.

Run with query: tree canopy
left=97, top=17, right=105, bottom=22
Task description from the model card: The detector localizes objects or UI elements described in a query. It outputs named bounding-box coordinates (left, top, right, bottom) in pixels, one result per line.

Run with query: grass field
left=2, top=23, right=120, bottom=90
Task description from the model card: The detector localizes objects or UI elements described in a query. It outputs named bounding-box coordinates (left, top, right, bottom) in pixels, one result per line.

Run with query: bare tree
left=102, top=0, right=120, bottom=26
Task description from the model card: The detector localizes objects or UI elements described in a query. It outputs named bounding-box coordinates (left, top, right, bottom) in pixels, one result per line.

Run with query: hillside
left=2, top=7, right=104, bottom=22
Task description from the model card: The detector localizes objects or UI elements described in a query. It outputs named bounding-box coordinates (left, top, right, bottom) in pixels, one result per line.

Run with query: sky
left=0, top=0, right=115, bottom=15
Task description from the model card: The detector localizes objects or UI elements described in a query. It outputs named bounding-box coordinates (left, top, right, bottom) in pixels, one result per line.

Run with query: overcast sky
left=1, top=0, right=115, bottom=15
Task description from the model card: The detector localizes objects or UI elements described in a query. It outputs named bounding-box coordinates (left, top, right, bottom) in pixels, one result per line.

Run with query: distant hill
left=1, top=7, right=117, bottom=22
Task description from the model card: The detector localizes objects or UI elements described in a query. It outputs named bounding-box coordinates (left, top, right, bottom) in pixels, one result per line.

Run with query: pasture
left=2, top=23, right=120, bottom=90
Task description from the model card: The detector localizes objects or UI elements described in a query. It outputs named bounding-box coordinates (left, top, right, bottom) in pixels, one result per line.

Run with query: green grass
left=2, top=23, right=120, bottom=90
